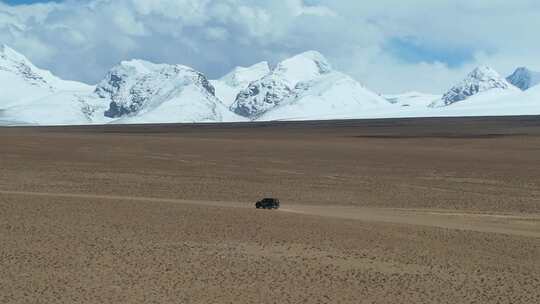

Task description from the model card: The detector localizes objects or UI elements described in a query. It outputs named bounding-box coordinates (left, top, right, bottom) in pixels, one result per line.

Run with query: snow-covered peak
left=229, top=51, right=336, bottom=119
left=108, top=59, right=176, bottom=77
left=115, top=59, right=194, bottom=76
left=434, top=66, right=512, bottom=107
left=468, top=66, right=502, bottom=80
left=229, top=51, right=391, bottom=120
left=0, top=44, right=53, bottom=88
left=96, top=59, right=216, bottom=97
left=211, top=61, right=270, bottom=107
left=118, top=59, right=158, bottom=73
left=1, top=44, right=25, bottom=61
left=95, top=59, right=221, bottom=119
left=1, top=44, right=91, bottom=90
left=219, top=61, right=270, bottom=87
left=274, top=50, right=332, bottom=86
left=0, top=44, right=93, bottom=113
left=4, top=44, right=540, bottom=126
left=506, top=67, right=540, bottom=91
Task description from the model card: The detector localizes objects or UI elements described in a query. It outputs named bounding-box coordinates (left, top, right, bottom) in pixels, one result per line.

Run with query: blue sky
left=384, top=37, right=476, bottom=68
left=1, top=0, right=53, bottom=4
left=1, top=0, right=539, bottom=93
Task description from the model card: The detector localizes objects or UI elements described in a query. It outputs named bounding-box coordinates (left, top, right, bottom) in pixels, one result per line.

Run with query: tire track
left=2, top=190, right=539, bottom=238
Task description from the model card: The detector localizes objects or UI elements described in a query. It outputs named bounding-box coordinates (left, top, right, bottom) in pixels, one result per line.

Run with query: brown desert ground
left=0, top=116, right=539, bottom=303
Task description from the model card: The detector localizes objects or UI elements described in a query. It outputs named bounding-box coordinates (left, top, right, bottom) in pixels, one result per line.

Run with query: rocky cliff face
left=95, top=60, right=216, bottom=118
left=506, top=67, right=540, bottom=91
left=231, top=75, right=297, bottom=119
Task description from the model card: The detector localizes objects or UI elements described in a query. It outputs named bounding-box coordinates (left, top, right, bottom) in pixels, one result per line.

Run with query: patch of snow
left=273, top=51, right=332, bottom=86
left=384, top=91, right=441, bottom=108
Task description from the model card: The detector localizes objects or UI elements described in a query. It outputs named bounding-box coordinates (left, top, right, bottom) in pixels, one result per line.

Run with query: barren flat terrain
left=1, top=116, right=539, bottom=303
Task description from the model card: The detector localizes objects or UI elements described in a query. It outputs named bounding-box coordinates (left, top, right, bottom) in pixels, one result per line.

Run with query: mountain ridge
left=430, top=66, right=515, bottom=108
left=228, top=51, right=384, bottom=120
left=1, top=45, right=539, bottom=125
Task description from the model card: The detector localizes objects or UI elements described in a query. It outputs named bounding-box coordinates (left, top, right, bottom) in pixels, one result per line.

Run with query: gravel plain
left=1, top=117, right=539, bottom=303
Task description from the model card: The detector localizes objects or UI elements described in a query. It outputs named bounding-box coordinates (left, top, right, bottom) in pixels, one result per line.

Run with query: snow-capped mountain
left=0, top=44, right=99, bottom=125
left=0, top=45, right=243, bottom=125
left=230, top=51, right=332, bottom=119
left=431, top=66, right=514, bottom=107
left=230, top=51, right=389, bottom=120
left=95, top=60, right=241, bottom=124
left=406, top=85, right=540, bottom=118
left=0, top=44, right=92, bottom=108
left=1, top=44, right=539, bottom=126
left=506, top=67, right=540, bottom=91
left=388, top=67, right=538, bottom=118
left=210, top=62, right=270, bottom=107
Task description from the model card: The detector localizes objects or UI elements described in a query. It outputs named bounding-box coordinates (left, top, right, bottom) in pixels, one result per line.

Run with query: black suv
left=255, top=198, right=280, bottom=209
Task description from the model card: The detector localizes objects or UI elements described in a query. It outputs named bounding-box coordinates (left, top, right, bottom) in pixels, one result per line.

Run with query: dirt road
left=2, top=189, right=539, bottom=238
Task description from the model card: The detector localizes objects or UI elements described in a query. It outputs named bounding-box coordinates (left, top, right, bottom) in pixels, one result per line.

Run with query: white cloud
left=0, top=0, right=539, bottom=93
